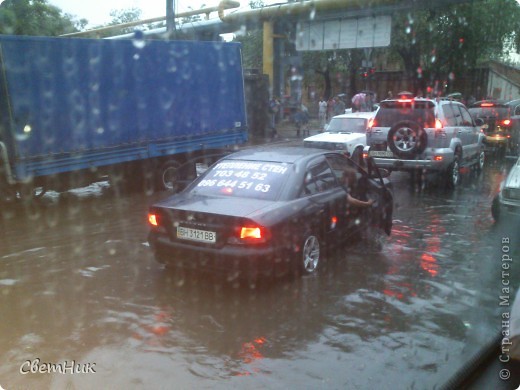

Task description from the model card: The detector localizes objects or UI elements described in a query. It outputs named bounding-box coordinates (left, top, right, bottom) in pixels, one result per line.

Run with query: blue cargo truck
left=0, top=35, right=248, bottom=200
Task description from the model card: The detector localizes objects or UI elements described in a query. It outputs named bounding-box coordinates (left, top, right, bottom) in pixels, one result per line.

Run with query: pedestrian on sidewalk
left=318, top=97, right=327, bottom=129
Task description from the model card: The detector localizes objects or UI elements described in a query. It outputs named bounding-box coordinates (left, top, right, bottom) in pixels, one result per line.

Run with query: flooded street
left=1, top=160, right=519, bottom=389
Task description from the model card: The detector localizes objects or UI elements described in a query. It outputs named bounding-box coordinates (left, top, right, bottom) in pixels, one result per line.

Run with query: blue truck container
left=0, top=34, right=248, bottom=198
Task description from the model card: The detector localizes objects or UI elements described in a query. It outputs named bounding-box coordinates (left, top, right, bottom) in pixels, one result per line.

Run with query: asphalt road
left=0, top=153, right=519, bottom=389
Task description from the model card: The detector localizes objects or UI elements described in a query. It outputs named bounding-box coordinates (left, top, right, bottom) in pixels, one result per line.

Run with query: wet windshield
left=327, top=117, right=367, bottom=133
left=1, top=1, right=520, bottom=389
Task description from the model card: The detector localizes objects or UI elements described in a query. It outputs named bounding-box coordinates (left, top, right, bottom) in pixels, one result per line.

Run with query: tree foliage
left=96, top=8, right=144, bottom=37
left=180, top=4, right=207, bottom=25
left=390, top=0, right=520, bottom=90
left=300, top=0, right=520, bottom=98
left=0, top=0, right=77, bottom=36
left=235, top=29, right=264, bottom=70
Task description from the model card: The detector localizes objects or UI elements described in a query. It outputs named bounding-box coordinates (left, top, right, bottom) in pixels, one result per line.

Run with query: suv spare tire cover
left=387, top=120, right=427, bottom=158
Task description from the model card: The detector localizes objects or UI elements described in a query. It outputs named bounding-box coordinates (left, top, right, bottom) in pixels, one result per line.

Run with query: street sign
left=296, top=15, right=391, bottom=51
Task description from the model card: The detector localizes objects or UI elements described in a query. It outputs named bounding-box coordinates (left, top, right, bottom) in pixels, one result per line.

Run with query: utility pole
left=166, top=0, right=176, bottom=38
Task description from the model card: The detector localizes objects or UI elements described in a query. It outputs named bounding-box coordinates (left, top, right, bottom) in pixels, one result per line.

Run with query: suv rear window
left=192, top=159, right=291, bottom=200
left=376, top=100, right=435, bottom=128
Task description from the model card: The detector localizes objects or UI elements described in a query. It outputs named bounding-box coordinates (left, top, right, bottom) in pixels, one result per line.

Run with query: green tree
left=180, top=5, right=206, bottom=25
left=249, top=0, right=265, bottom=8
left=231, top=1, right=266, bottom=70
left=235, top=29, right=263, bottom=70
left=0, top=0, right=77, bottom=36
left=390, top=0, right=520, bottom=92
left=102, top=8, right=143, bottom=36
left=301, top=46, right=375, bottom=102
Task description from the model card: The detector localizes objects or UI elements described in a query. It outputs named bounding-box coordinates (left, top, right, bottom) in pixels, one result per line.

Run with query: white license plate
left=177, top=226, right=216, bottom=243
left=369, top=150, right=395, bottom=158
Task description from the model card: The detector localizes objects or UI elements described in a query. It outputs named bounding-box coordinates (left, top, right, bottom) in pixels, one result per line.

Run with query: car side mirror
left=475, top=118, right=484, bottom=126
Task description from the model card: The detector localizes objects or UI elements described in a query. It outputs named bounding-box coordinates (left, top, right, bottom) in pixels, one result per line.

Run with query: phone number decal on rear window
left=196, top=161, right=289, bottom=194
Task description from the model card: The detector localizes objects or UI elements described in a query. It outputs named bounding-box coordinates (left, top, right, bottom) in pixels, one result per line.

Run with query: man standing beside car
left=341, top=168, right=374, bottom=208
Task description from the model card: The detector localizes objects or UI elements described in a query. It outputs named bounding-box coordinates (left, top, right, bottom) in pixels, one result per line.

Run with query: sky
left=47, top=1, right=281, bottom=27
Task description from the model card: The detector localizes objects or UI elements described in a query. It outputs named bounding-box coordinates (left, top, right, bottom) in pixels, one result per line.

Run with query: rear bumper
left=484, top=135, right=509, bottom=145
left=368, top=147, right=454, bottom=172
left=148, top=233, right=293, bottom=277
left=371, top=156, right=451, bottom=172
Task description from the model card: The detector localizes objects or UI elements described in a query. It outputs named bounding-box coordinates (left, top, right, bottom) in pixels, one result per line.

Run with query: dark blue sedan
left=147, top=146, right=393, bottom=280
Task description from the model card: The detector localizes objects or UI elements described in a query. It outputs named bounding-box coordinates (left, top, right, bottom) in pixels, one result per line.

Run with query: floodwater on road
left=1, top=160, right=519, bottom=389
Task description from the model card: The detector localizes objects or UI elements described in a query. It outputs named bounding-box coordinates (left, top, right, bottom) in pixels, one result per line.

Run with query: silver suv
left=366, top=97, right=485, bottom=187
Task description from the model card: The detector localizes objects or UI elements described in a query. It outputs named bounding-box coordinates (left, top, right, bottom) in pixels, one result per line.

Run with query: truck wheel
left=387, top=121, right=427, bottom=158
left=158, top=160, right=182, bottom=192
left=18, top=184, right=47, bottom=201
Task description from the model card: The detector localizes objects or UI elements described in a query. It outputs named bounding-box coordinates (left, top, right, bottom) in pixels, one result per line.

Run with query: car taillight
left=435, top=119, right=443, bottom=129
left=241, top=227, right=262, bottom=239
left=368, top=118, right=375, bottom=129
left=234, top=225, right=271, bottom=244
left=502, top=119, right=511, bottom=126
left=481, top=102, right=494, bottom=107
left=148, top=213, right=159, bottom=227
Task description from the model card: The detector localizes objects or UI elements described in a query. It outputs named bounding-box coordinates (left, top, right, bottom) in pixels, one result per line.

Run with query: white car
left=492, top=156, right=520, bottom=221
left=303, top=112, right=375, bottom=161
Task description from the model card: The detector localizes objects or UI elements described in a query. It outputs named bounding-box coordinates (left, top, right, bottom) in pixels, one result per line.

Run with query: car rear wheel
left=445, top=156, right=461, bottom=189
left=387, top=120, right=427, bottom=158
left=300, top=234, right=320, bottom=274
left=475, top=149, right=485, bottom=174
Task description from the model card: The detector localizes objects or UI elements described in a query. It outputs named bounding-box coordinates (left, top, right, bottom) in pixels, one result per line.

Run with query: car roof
left=222, top=146, right=334, bottom=164
left=331, top=112, right=376, bottom=120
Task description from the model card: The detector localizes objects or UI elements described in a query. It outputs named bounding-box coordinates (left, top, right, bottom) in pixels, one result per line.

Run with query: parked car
left=365, top=97, right=486, bottom=188
left=468, top=100, right=520, bottom=156
left=303, top=111, right=376, bottom=164
left=148, top=146, right=393, bottom=280
left=491, top=156, right=520, bottom=221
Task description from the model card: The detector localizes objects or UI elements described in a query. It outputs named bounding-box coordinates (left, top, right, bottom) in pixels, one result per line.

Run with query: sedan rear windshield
left=192, top=159, right=292, bottom=200
left=375, top=100, right=435, bottom=128
left=468, top=106, right=510, bottom=120
left=327, top=118, right=367, bottom=133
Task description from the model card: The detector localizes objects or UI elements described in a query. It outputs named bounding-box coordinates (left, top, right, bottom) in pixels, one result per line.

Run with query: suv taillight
left=502, top=119, right=511, bottom=127
left=434, top=119, right=446, bottom=138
